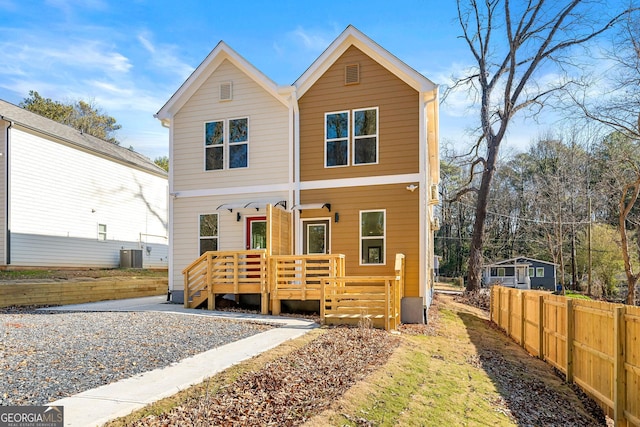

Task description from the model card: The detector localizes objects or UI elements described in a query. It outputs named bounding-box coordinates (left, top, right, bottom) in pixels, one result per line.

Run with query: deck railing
left=182, top=250, right=268, bottom=313
left=320, top=275, right=402, bottom=331
left=183, top=251, right=407, bottom=330
left=269, top=254, right=345, bottom=315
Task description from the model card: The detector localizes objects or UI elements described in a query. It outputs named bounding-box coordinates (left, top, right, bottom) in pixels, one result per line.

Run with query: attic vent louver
left=345, top=64, right=360, bottom=85
left=220, top=82, right=232, bottom=101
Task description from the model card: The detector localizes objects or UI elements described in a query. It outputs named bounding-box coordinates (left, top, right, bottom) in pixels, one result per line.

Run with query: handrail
left=321, top=275, right=401, bottom=330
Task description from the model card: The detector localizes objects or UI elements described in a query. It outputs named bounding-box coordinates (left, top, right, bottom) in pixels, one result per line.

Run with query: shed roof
left=0, top=99, right=166, bottom=177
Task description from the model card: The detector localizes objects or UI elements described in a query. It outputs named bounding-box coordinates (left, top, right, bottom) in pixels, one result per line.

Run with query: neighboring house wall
left=523, top=259, right=556, bottom=290
left=8, top=125, right=168, bottom=268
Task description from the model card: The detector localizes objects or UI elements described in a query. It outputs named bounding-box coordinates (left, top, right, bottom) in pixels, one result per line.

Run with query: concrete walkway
left=40, top=296, right=318, bottom=427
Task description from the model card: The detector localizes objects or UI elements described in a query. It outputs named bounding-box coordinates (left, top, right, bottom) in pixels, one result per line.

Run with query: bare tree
left=450, top=0, right=633, bottom=292
left=570, top=13, right=640, bottom=304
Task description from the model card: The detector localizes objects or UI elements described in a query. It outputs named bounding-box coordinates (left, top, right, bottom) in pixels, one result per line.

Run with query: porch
left=182, top=250, right=405, bottom=330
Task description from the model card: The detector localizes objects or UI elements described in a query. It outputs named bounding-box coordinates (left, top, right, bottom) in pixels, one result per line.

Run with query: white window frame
left=97, top=224, right=107, bottom=241
left=497, top=267, right=505, bottom=277
left=204, top=117, right=249, bottom=171
left=352, top=107, right=379, bottom=166
left=228, top=116, right=249, bottom=169
left=359, top=209, right=386, bottom=266
left=324, top=107, right=378, bottom=168
left=324, top=110, right=350, bottom=168
left=198, top=213, right=219, bottom=255
left=528, top=267, right=535, bottom=277
left=536, top=267, right=545, bottom=278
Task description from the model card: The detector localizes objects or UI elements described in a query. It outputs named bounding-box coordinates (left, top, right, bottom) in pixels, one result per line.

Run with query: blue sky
left=0, top=0, right=581, bottom=160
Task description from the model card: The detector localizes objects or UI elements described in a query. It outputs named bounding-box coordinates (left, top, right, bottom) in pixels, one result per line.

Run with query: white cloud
left=136, top=30, right=194, bottom=80
left=289, top=26, right=332, bottom=51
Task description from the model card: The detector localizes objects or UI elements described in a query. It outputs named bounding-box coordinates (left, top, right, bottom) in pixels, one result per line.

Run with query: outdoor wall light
left=237, top=212, right=241, bottom=222
left=335, top=212, right=340, bottom=223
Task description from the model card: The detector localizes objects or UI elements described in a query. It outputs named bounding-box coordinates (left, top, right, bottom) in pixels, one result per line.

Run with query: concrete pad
left=41, top=297, right=317, bottom=426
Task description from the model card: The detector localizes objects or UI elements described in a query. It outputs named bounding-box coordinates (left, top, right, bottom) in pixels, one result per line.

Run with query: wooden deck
left=183, top=251, right=406, bottom=330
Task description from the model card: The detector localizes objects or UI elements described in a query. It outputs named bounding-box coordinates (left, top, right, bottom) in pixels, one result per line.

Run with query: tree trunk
left=466, top=142, right=499, bottom=292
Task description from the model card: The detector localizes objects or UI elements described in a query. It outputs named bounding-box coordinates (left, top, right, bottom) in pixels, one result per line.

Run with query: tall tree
left=451, top=0, right=632, bottom=292
left=20, top=91, right=121, bottom=144
left=154, top=156, right=169, bottom=172
left=570, top=13, right=640, bottom=304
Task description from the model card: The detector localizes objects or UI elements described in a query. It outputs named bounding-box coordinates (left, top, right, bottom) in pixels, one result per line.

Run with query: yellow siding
left=299, top=46, right=420, bottom=182
left=172, top=59, right=290, bottom=191
left=299, top=184, right=420, bottom=297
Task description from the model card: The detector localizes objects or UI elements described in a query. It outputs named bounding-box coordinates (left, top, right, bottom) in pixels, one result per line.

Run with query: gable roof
left=0, top=99, right=166, bottom=177
left=294, top=25, right=437, bottom=98
left=155, top=41, right=293, bottom=123
left=486, top=257, right=558, bottom=267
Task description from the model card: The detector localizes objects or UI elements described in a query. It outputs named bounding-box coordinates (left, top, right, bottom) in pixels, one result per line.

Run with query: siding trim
left=300, top=173, right=420, bottom=190
left=173, top=183, right=292, bottom=199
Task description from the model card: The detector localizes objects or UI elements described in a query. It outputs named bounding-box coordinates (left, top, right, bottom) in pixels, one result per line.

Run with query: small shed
left=482, top=257, right=557, bottom=291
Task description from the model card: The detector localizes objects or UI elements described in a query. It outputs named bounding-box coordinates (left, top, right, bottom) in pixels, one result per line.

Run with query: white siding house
left=155, top=42, right=293, bottom=302
left=0, top=99, right=168, bottom=269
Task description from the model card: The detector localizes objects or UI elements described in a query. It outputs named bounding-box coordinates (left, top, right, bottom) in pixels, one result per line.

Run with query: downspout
left=421, top=88, right=439, bottom=312
left=293, top=89, right=301, bottom=254
left=2, top=117, right=11, bottom=266
left=157, top=115, right=173, bottom=301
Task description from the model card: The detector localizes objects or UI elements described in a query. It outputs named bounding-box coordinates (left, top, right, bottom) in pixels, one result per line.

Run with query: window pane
left=327, top=140, right=348, bottom=166
left=362, top=238, right=383, bottom=264
left=200, top=238, right=218, bottom=255
left=229, top=118, right=248, bottom=143
left=354, top=137, right=377, bottom=164
left=206, top=146, right=223, bottom=170
left=308, top=224, right=326, bottom=254
left=361, top=211, right=384, bottom=237
left=251, top=221, right=267, bottom=249
left=199, top=214, right=218, bottom=237
left=536, top=267, right=544, bottom=277
left=354, top=109, right=376, bottom=136
left=205, top=121, right=223, bottom=146
left=326, top=113, right=348, bottom=139
left=229, top=144, right=247, bottom=168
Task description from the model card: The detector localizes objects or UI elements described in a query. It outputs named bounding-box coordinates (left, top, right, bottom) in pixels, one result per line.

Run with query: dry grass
left=107, top=294, right=606, bottom=426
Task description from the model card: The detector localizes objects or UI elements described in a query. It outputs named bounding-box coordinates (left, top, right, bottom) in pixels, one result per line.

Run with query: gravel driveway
left=0, top=309, right=273, bottom=406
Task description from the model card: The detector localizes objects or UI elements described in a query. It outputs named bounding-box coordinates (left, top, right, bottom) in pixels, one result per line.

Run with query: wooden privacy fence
left=269, top=254, right=345, bottom=315
left=321, top=275, right=402, bottom=331
left=182, top=250, right=268, bottom=313
left=491, top=286, right=640, bottom=427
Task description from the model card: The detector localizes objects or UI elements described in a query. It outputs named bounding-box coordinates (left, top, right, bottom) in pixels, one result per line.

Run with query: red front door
left=246, top=216, right=267, bottom=250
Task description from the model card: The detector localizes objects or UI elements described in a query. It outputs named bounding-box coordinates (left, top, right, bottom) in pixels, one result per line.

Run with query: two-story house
left=156, top=26, right=439, bottom=322
left=0, top=99, right=168, bottom=270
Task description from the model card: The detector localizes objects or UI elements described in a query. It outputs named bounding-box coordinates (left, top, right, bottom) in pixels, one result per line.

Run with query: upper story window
left=205, top=117, right=248, bottom=170
left=325, top=107, right=378, bottom=168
